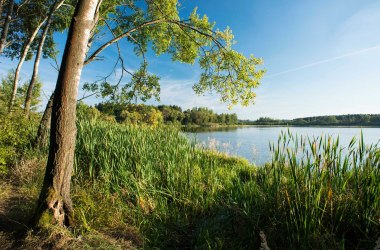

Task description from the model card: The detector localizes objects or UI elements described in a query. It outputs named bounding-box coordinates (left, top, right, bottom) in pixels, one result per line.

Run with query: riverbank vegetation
left=94, top=102, right=239, bottom=126
left=1, top=110, right=379, bottom=249
left=242, top=114, right=380, bottom=127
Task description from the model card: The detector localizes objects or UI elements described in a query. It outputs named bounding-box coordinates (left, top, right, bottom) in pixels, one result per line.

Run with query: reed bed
left=74, top=120, right=380, bottom=249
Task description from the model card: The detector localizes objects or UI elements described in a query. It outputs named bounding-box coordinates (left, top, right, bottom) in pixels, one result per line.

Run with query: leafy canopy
left=85, top=0, right=265, bottom=108
left=3, top=0, right=74, bottom=61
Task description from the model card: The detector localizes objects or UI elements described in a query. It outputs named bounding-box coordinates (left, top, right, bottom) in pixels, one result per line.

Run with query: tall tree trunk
left=0, top=0, right=14, bottom=55
left=34, top=92, right=54, bottom=149
left=8, top=0, right=65, bottom=112
left=33, top=0, right=101, bottom=228
left=24, top=14, right=53, bottom=117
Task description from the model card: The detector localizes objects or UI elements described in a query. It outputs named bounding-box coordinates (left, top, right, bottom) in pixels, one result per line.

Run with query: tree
left=0, top=70, right=42, bottom=114
left=33, top=0, right=101, bottom=228
left=158, top=105, right=184, bottom=124
left=6, top=0, right=66, bottom=111
left=34, top=92, right=54, bottom=148
left=24, top=0, right=72, bottom=117
left=34, top=0, right=264, bottom=228
left=0, top=0, right=14, bottom=55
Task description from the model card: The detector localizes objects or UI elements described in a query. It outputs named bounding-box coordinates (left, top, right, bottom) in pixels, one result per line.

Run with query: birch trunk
left=24, top=13, right=53, bottom=117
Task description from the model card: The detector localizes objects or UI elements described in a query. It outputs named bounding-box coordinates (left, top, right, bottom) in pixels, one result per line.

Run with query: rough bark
left=33, top=0, right=101, bottom=228
left=34, top=92, right=54, bottom=149
left=0, top=0, right=14, bottom=55
left=24, top=12, right=53, bottom=117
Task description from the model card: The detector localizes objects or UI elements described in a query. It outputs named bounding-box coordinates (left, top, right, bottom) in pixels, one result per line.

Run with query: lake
left=186, top=126, right=380, bottom=165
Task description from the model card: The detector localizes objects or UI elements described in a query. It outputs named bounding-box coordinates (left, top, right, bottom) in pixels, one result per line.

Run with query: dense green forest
left=90, top=102, right=380, bottom=127
left=241, top=114, right=380, bottom=126
left=93, top=102, right=239, bottom=126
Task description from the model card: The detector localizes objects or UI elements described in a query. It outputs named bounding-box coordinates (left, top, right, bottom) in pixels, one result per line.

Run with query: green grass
left=2, top=112, right=378, bottom=249
left=73, top=120, right=380, bottom=249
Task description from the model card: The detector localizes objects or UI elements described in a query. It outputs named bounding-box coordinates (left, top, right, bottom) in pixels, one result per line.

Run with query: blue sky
left=1, top=0, right=380, bottom=120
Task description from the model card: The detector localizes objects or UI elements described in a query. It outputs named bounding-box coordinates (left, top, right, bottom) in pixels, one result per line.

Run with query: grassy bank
left=1, top=116, right=380, bottom=249
left=73, top=120, right=380, bottom=249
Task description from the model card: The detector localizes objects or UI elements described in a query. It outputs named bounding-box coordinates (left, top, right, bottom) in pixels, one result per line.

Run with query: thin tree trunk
left=33, top=0, right=101, bottom=228
left=0, top=0, right=14, bottom=55
left=8, top=24, right=47, bottom=112
left=24, top=14, right=53, bottom=117
left=8, top=0, right=65, bottom=112
left=34, top=92, right=54, bottom=149
left=0, top=0, right=6, bottom=25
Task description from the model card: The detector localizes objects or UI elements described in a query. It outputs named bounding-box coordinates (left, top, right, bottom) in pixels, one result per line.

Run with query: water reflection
left=186, top=126, right=380, bottom=165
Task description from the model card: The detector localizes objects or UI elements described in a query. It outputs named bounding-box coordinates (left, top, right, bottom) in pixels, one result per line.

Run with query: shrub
left=0, top=113, right=39, bottom=174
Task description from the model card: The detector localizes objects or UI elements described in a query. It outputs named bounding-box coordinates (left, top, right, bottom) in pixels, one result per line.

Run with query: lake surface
left=186, top=126, right=380, bottom=164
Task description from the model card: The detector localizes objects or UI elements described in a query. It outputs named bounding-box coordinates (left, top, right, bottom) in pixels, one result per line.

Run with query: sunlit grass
left=73, top=120, right=380, bottom=249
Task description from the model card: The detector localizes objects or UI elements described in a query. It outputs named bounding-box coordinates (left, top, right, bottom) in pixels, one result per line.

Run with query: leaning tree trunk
left=24, top=15, right=53, bottom=117
left=0, top=0, right=14, bottom=55
left=34, top=92, right=54, bottom=149
left=33, top=0, right=101, bottom=228
left=8, top=24, right=46, bottom=112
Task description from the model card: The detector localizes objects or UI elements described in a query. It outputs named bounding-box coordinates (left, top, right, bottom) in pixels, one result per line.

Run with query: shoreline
left=182, top=124, right=380, bottom=131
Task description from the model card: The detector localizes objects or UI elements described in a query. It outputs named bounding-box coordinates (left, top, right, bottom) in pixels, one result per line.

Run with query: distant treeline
left=240, top=114, right=380, bottom=126
left=90, top=102, right=239, bottom=126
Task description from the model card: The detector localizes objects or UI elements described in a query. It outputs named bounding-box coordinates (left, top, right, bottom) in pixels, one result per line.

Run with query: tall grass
left=264, top=130, right=380, bottom=247
left=74, top=120, right=380, bottom=249
left=74, top=119, right=253, bottom=248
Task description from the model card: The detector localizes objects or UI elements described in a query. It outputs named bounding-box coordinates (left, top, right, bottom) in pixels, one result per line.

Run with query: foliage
left=157, top=105, right=183, bottom=124
left=94, top=102, right=239, bottom=126
left=95, top=102, right=163, bottom=125
left=244, top=114, right=380, bottom=126
left=82, top=0, right=265, bottom=107
left=120, top=104, right=163, bottom=126
left=3, top=0, right=74, bottom=61
left=0, top=113, right=39, bottom=174
left=0, top=70, right=42, bottom=113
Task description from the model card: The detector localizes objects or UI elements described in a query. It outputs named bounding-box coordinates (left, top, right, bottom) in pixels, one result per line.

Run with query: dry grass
left=22, top=227, right=138, bottom=250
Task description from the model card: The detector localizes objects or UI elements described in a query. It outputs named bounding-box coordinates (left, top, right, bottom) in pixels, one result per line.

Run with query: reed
left=73, top=120, right=380, bottom=249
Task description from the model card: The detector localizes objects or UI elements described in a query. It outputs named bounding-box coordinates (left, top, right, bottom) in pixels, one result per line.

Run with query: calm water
left=186, top=126, right=380, bottom=164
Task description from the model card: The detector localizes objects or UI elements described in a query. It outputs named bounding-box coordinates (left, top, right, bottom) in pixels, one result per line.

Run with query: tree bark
left=24, top=10, right=54, bottom=117
left=34, top=92, right=54, bottom=149
left=33, top=0, right=101, bottom=228
left=0, top=0, right=14, bottom=55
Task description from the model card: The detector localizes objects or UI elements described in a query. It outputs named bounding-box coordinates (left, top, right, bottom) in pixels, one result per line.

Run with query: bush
left=0, top=113, right=39, bottom=174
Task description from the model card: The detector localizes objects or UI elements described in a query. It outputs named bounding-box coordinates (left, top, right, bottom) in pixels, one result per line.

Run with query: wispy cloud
left=265, top=44, right=380, bottom=78
left=157, top=78, right=223, bottom=110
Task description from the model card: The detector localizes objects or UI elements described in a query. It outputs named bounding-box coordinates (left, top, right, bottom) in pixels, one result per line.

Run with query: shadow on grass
left=0, top=184, right=36, bottom=250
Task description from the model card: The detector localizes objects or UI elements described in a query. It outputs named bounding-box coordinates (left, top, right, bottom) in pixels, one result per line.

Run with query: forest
left=242, top=114, right=380, bottom=126
left=0, top=0, right=379, bottom=249
left=94, top=102, right=239, bottom=126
